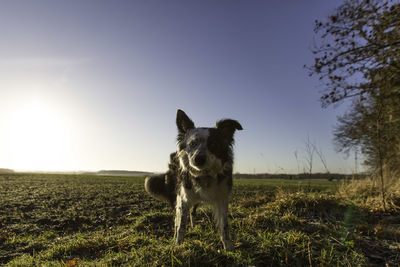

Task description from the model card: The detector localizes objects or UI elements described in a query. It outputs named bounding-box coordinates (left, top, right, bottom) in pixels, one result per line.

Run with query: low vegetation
left=0, top=173, right=399, bottom=266
left=338, top=173, right=400, bottom=213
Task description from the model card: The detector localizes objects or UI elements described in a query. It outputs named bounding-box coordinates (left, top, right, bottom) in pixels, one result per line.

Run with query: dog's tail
left=144, top=172, right=176, bottom=208
left=145, top=174, right=169, bottom=202
left=144, top=152, right=178, bottom=208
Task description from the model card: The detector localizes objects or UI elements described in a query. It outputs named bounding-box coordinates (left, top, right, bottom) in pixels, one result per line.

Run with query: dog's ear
left=216, top=119, right=243, bottom=142
left=176, top=109, right=195, bottom=134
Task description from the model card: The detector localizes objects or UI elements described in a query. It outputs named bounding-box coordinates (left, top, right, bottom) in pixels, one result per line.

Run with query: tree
left=333, top=69, right=400, bottom=171
left=308, top=0, right=400, bottom=169
left=308, top=0, right=400, bottom=210
left=333, top=90, right=400, bottom=210
left=307, top=0, right=400, bottom=107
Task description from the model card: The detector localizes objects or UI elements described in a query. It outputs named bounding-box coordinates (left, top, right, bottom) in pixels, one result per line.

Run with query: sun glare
left=5, top=98, right=73, bottom=171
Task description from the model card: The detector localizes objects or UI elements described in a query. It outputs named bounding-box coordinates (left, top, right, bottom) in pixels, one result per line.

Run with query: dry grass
left=337, top=171, right=400, bottom=212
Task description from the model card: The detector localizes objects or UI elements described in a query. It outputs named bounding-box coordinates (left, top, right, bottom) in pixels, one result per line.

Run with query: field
left=1, top=173, right=399, bottom=266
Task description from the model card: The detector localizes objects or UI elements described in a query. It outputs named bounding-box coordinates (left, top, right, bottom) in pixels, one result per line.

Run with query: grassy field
left=0, top=173, right=399, bottom=266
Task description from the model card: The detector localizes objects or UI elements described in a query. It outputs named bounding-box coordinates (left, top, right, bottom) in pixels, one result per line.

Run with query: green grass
left=234, top=178, right=340, bottom=192
left=1, top=173, right=399, bottom=266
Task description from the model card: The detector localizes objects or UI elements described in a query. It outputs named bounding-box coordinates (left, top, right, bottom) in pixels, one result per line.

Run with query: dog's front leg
left=189, top=204, right=198, bottom=228
left=174, top=191, right=189, bottom=245
left=214, top=201, right=232, bottom=251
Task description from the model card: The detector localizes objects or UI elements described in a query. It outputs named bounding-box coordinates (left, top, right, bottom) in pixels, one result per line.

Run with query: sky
left=0, top=0, right=359, bottom=174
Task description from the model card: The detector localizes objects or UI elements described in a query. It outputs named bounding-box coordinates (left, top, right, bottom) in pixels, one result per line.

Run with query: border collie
left=145, top=110, right=242, bottom=251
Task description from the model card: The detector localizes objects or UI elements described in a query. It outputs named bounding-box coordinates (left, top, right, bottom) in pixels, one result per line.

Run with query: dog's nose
left=194, top=154, right=206, bottom=167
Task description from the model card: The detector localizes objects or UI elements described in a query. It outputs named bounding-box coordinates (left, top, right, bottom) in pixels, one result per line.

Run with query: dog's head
left=176, top=109, right=242, bottom=177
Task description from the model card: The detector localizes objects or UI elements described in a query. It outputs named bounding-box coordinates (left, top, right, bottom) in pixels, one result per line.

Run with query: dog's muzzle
left=194, top=154, right=207, bottom=167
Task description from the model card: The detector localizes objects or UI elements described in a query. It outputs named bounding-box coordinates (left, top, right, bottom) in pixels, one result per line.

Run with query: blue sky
left=0, top=0, right=358, bottom=173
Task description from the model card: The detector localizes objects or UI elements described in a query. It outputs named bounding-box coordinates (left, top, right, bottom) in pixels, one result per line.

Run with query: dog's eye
left=189, top=140, right=198, bottom=148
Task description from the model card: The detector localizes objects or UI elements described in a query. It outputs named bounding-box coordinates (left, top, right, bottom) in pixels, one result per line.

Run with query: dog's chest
left=185, top=175, right=230, bottom=204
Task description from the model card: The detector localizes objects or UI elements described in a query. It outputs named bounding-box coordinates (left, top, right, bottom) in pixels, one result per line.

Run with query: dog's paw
left=223, top=242, right=232, bottom=251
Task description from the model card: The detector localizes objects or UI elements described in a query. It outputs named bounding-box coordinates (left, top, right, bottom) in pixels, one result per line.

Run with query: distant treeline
left=94, top=170, right=154, bottom=177
left=234, top=173, right=367, bottom=180
left=0, top=168, right=14, bottom=173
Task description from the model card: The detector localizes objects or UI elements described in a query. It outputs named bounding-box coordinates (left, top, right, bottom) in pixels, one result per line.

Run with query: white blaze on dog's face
left=176, top=109, right=242, bottom=178
left=179, top=128, right=223, bottom=177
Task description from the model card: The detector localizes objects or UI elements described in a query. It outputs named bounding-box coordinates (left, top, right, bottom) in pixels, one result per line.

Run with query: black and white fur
left=145, top=109, right=242, bottom=250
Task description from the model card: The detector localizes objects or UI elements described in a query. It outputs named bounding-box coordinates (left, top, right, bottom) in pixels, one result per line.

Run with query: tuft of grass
left=338, top=173, right=400, bottom=212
